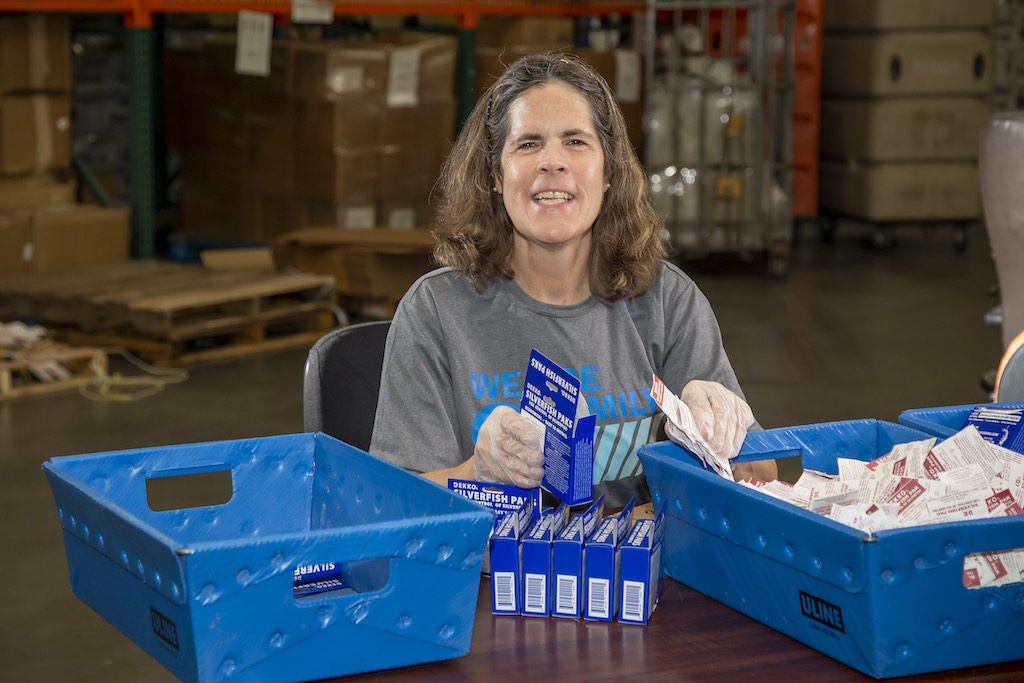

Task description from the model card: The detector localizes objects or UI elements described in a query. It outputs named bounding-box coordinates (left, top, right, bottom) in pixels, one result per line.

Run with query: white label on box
left=614, top=50, right=641, bottom=104
left=556, top=575, right=577, bottom=614
left=291, top=0, right=334, bottom=25
left=588, top=578, right=610, bottom=619
left=235, top=12, right=273, bottom=77
left=343, top=206, right=376, bottom=229
left=328, top=67, right=364, bottom=95
left=523, top=573, right=546, bottom=614
left=387, top=207, right=416, bottom=229
left=493, top=571, right=517, bottom=611
left=621, top=580, right=645, bottom=622
left=387, top=47, right=421, bottom=108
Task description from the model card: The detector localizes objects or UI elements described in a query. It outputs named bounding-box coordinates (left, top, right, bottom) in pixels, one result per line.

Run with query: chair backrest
left=303, top=320, right=391, bottom=451
left=979, top=111, right=1024, bottom=349
left=995, top=329, right=1024, bottom=402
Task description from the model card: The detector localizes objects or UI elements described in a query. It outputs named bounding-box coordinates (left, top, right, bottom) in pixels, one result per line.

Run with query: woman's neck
left=511, top=240, right=591, bottom=305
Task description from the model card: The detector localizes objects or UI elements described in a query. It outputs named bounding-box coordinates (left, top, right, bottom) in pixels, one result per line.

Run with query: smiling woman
left=368, top=53, right=775, bottom=508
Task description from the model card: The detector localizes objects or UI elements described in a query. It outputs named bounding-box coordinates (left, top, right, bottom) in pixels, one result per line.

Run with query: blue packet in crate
left=639, top=419, right=1024, bottom=679
left=42, top=432, right=494, bottom=683
left=962, top=405, right=1024, bottom=452
left=898, top=401, right=1024, bottom=448
left=520, top=349, right=596, bottom=506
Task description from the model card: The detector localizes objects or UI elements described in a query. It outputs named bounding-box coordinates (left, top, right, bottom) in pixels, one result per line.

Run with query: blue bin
left=43, top=432, right=494, bottom=683
left=898, top=402, right=1024, bottom=439
left=639, top=419, right=1024, bottom=679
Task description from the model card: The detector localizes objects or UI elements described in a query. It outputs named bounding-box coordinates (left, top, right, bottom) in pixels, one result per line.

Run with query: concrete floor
left=0, top=223, right=1005, bottom=682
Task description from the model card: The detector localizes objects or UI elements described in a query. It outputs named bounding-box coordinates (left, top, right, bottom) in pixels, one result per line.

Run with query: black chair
left=303, top=320, right=391, bottom=451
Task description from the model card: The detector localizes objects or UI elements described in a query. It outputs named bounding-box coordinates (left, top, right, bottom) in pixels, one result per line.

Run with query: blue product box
left=639, top=419, right=1024, bottom=679
left=551, top=494, right=605, bottom=618
left=489, top=494, right=536, bottom=615
left=617, top=508, right=665, bottom=625
left=448, top=479, right=542, bottom=520
left=520, top=502, right=571, bottom=616
left=897, top=402, right=1024, bottom=446
left=582, top=499, right=635, bottom=622
left=42, top=432, right=495, bottom=683
left=520, top=349, right=596, bottom=506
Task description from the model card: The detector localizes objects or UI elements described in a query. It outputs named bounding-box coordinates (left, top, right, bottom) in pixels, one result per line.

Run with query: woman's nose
left=537, top=147, right=567, bottom=173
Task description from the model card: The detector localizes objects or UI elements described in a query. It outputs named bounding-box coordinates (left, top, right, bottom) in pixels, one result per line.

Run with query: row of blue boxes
left=42, top=403, right=1024, bottom=681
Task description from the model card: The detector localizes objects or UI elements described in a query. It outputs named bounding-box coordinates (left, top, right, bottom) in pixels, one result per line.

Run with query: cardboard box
left=824, top=0, right=996, bottom=31
left=0, top=173, right=76, bottom=212
left=274, top=227, right=436, bottom=302
left=822, top=31, right=994, bottom=96
left=0, top=14, right=70, bottom=94
left=818, top=160, right=981, bottom=222
left=288, top=33, right=457, bottom=106
left=0, top=93, right=71, bottom=175
left=0, top=205, right=130, bottom=276
left=520, top=503, right=570, bottom=616
left=639, top=419, right=1024, bottom=678
left=43, top=432, right=494, bottom=683
left=476, top=17, right=576, bottom=49
left=820, top=97, right=991, bottom=162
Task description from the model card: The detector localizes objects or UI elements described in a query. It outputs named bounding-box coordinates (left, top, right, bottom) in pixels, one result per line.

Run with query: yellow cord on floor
left=79, top=347, right=190, bottom=402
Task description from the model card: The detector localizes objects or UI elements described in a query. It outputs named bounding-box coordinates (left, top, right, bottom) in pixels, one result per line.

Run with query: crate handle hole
left=962, top=547, right=1024, bottom=590
left=292, top=557, right=392, bottom=601
left=145, top=466, right=233, bottom=512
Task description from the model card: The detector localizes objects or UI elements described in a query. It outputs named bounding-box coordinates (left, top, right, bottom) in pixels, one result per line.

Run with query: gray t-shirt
left=369, top=261, right=750, bottom=507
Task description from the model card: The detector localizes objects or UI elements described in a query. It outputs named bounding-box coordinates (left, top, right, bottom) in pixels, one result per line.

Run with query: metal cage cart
left=644, top=0, right=794, bottom=275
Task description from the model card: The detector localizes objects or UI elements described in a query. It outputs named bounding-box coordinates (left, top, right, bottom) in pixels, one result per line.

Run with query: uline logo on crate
left=150, top=607, right=179, bottom=652
left=798, top=591, right=845, bottom=634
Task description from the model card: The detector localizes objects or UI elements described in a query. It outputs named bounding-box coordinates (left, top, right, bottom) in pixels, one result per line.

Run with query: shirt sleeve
left=368, top=278, right=468, bottom=473
left=657, top=264, right=761, bottom=429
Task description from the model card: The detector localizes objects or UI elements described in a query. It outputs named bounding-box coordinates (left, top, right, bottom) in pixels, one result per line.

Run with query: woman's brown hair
left=431, top=52, right=667, bottom=301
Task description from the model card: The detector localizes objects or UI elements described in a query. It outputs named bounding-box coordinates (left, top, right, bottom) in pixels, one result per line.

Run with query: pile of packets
left=739, top=415, right=1024, bottom=590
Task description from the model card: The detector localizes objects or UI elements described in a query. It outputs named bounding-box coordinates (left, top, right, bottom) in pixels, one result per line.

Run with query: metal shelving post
left=644, top=0, right=794, bottom=275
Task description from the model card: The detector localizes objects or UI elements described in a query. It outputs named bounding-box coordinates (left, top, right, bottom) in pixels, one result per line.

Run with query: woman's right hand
left=473, top=406, right=545, bottom=488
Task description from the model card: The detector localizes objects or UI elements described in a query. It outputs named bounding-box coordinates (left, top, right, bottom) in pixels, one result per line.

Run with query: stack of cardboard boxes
left=166, top=32, right=457, bottom=244
left=0, top=14, right=130, bottom=278
left=818, top=0, right=995, bottom=225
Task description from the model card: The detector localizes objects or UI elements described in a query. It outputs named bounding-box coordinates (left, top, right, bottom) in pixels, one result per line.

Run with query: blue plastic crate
left=898, top=402, right=1024, bottom=439
left=43, top=432, right=494, bottom=683
left=639, top=419, right=1024, bottom=679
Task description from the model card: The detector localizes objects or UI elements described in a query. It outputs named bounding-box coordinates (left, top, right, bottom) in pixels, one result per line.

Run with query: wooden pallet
left=0, top=344, right=107, bottom=400
left=0, top=262, right=338, bottom=366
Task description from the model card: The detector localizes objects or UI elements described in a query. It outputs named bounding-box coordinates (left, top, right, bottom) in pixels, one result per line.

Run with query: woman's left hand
left=680, top=380, right=754, bottom=460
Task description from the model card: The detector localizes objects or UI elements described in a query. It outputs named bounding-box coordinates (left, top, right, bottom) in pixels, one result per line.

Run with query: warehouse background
left=0, top=1, right=1020, bottom=680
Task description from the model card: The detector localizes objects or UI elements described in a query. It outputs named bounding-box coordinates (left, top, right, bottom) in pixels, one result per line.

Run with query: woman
left=369, top=53, right=774, bottom=507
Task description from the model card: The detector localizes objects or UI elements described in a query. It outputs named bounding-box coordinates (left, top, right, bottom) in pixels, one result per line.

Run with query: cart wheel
left=818, top=214, right=836, bottom=243
left=953, top=223, right=969, bottom=252
left=870, top=227, right=891, bottom=250
left=768, top=252, right=790, bottom=278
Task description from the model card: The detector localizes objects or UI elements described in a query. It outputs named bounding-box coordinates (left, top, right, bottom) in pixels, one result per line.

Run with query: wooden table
left=341, top=577, right=1023, bottom=682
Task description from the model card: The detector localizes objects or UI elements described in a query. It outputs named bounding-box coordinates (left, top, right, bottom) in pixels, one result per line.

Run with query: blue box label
left=520, top=503, right=570, bottom=616
left=552, top=494, right=606, bottom=617
left=618, top=507, right=665, bottom=625
left=489, top=495, right=536, bottom=614
left=583, top=498, right=635, bottom=621
left=963, top=406, right=1024, bottom=453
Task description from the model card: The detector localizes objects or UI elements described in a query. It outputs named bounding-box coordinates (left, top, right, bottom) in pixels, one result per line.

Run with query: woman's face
left=497, top=81, right=606, bottom=251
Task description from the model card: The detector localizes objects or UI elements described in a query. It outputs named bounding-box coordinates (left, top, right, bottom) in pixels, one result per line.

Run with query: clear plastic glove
left=473, top=405, right=545, bottom=488
left=679, top=380, right=754, bottom=460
